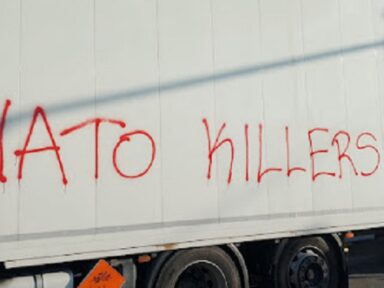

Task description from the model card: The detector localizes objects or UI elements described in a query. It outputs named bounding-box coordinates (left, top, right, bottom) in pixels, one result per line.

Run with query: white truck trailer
left=1, top=0, right=384, bottom=287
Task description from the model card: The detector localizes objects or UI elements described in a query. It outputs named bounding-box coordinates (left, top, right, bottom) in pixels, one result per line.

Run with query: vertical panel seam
left=17, top=0, right=23, bottom=240
left=208, top=0, right=220, bottom=222
left=155, top=0, right=164, bottom=224
left=337, top=0, right=354, bottom=209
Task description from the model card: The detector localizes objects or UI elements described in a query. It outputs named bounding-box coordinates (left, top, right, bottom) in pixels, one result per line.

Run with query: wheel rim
left=175, top=260, right=228, bottom=288
left=288, top=247, right=330, bottom=288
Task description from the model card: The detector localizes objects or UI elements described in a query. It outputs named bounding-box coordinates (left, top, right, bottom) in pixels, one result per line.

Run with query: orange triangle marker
left=78, top=259, right=125, bottom=288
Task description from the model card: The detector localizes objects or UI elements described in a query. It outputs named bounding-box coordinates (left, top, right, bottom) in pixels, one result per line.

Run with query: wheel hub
left=176, top=261, right=228, bottom=288
left=289, top=248, right=330, bottom=288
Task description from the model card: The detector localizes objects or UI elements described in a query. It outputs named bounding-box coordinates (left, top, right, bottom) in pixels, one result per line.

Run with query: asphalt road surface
left=349, top=237, right=384, bottom=288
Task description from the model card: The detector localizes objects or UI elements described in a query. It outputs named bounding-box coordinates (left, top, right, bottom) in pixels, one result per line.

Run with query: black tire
left=273, top=237, right=340, bottom=288
left=155, top=246, right=242, bottom=288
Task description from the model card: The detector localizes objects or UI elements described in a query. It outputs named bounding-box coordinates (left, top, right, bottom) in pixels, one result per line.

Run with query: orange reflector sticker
left=137, top=255, right=151, bottom=264
left=345, top=231, right=355, bottom=239
left=78, top=259, right=125, bottom=288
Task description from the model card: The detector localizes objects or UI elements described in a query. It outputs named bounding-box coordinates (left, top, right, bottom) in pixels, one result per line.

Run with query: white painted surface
left=94, top=0, right=162, bottom=228
left=0, top=272, right=73, bottom=288
left=0, top=0, right=20, bottom=237
left=18, top=0, right=95, bottom=234
left=0, top=0, right=384, bottom=268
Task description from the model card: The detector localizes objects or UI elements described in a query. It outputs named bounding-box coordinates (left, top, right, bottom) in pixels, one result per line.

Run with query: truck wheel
left=274, top=237, right=340, bottom=288
left=155, top=246, right=241, bottom=288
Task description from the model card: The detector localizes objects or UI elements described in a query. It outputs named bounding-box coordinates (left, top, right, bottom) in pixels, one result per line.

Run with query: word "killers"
left=202, top=119, right=380, bottom=184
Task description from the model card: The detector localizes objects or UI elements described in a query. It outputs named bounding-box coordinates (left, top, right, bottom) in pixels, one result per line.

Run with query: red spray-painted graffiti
left=14, top=106, right=68, bottom=185
left=202, top=119, right=234, bottom=184
left=285, top=126, right=306, bottom=177
left=60, top=118, right=126, bottom=179
left=331, top=130, right=358, bottom=179
left=244, top=124, right=249, bottom=182
left=113, top=130, right=156, bottom=179
left=257, top=123, right=283, bottom=183
left=356, top=132, right=381, bottom=177
left=0, top=99, right=382, bottom=186
left=0, top=99, right=157, bottom=185
left=202, top=119, right=382, bottom=184
left=308, top=128, right=336, bottom=181
left=0, top=99, right=11, bottom=183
